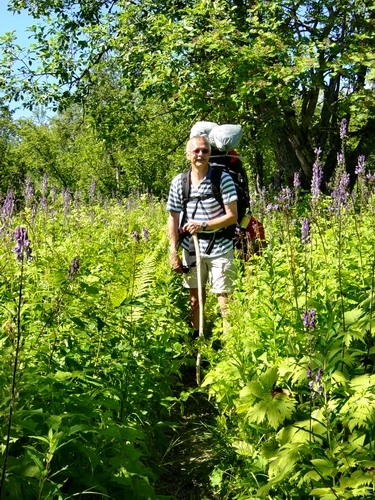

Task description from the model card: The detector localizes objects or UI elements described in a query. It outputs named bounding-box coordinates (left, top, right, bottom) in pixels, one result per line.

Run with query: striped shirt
left=167, top=167, right=238, bottom=257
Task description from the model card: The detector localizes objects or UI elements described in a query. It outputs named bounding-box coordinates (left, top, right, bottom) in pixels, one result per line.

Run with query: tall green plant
left=202, top=152, right=375, bottom=499
left=0, top=185, right=188, bottom=498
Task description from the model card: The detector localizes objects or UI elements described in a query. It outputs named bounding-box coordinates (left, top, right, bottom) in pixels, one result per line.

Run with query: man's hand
left=182, top=221, right=202, bottom=235
left=170, top=252, right=183, bottom=273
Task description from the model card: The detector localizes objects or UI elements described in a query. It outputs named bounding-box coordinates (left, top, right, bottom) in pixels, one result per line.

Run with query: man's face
left=186, top=138, right=211, bottom=170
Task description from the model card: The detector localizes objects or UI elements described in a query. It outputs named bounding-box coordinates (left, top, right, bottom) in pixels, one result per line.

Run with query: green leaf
left=110, top=287, right=128, bottom=307
left=54, top=371, right=72, bottom=381
left=245, top=393, right=296, bottom=429
left=210, top=467, right=224, bottom=488
left=67, top=424, right=91, bottom=435
left=97, top=316, right=106, bottom=331
left=71, top=316, right=86, bottom=328
left=46, top=415, right=62, bottom=430
left=344, top=307, right=364, bottom=325
left=311, top=458, right=337, bottom=478
left=24, top=447, right=44, bottom=471
left=232, top=440, right=254, bottom=457
left=309, top=488, right=338, bottom=500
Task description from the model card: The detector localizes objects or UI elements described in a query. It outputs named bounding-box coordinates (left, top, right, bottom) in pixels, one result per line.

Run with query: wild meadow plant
left=204, top=137, right=375, bottom=498
left=3, top=149, right=375, bottom=498
left=0, top=184, right=188, bottom=499
left=0, top=227, right=33, bottom=497
left=1, top=192, right=16, bottom=241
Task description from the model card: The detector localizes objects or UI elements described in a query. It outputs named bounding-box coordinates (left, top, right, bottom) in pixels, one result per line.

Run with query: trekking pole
left=192, top=233, right=204, bottom=386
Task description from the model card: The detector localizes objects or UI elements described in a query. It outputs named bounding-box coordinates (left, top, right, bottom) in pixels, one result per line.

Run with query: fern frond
left=339, top=374, right=375, bottom=431
left=109, top=250, right=157, bottom=307
left=132, top=251, right=157, bottom=299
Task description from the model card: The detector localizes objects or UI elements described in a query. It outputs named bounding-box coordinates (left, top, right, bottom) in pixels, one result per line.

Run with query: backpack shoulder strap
left=209, top=166, right=224, bottom=209
left=181, top=166, right=225, bottom=210
left=181, top=169, right=191, bottom=206
left=178, top=170, right=191, bottom=240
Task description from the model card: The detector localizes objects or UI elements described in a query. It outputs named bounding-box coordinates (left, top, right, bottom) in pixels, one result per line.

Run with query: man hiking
left=167, top=134, right=238, bottom=335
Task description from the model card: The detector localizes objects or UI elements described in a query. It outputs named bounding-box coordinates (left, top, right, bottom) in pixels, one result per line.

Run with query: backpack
left=182, top=121, right=260, bottom=256
left=180, top=163, right=266, bottom=258
left=209, top=148, right=250, bottom=223
left=180, top=157, right=250, bottom=254
left=189, top=122, right=250, bottom=223
left=208, top=124, right=243, bottom=151
left=235, top=216, right=267, bottom=259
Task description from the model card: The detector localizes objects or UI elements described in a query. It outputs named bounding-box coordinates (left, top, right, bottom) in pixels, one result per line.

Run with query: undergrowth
left=2, top=145, right=375, bottom=499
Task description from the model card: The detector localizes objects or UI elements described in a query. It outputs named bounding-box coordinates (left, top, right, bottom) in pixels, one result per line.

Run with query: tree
left=0, top=104, right=23, bottom=197
left=2, top=0, right=375, bottom=189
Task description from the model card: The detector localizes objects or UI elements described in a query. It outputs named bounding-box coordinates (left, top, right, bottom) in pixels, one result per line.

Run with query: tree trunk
left=273, top=125, right=305, bottom=188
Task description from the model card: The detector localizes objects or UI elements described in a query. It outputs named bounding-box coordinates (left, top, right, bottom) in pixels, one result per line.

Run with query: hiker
left=167, top=135, right=238, bottom=334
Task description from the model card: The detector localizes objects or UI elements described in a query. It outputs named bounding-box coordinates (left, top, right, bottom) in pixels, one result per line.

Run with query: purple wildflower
left=248, top=196, right=257, bottom=211
left=308, top=309, right=317, bottom=330
left=301, top=218, right=310, bottom=244
left=39, top=196, right=48, bottom=211
left=311, top=148, right=323, bottom=200
left=24, top=177, right=34, bottom=206
left=276, top=187, right=292, bottom=209
left=131, top=231, right=140, bottom=242
left=42, top=174, right=48, bottom=196
left=303, top=309, right=310, bottom=326
left=340, top=118, right=347, bottom=140
left=74, top=190, right=80, bottom=210
left=337, top=153, right=344, bottom=167
left=259, top=187, right=266, bottom=208
left=89, top=179, right=96, bottom=203
left=355, top=155, right=366, bottom=175
left=31, top=204, right=38, bottom=222
left=63, top=188, right=71, bottom=215
left=13, top=226, right=32, bottom=262
left=51, top=186, right=57, bottom=204
left=142, top=227, right=149, bottom=241
left=293, top=172, right=301, bottom=190
left=1, top=191, right=15, bottom=224
left=315, top=366, right=323, bottom=383
left=302, top=310, right=309, bottom=329
left=302, top=308, right=317, bottom=331
left=307, top=366, right=324, bottom=396
left=331, top=172, right=350, bottom=212
left=67, top=256, right=80, bottom=280
left=266, top=203, right=279, bottom=213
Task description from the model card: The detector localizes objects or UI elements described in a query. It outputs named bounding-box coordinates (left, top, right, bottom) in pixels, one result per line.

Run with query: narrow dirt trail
left=156, top=363, right=221, bottom=499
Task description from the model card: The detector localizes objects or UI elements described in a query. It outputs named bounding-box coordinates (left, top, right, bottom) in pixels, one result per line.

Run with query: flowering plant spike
left=13, top=227, right=32, bottom=262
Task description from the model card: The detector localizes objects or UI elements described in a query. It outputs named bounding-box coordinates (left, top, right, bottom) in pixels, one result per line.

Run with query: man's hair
left=186, top=135, right=211, bottom=154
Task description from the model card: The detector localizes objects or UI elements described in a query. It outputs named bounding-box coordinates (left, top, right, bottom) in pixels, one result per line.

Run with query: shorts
left=182, top=249, right=236, bottom=294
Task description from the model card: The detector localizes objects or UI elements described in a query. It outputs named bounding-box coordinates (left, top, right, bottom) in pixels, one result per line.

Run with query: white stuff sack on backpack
left=209, top=124, right=243, bottom=151
left=190, top=121, right=218, bottom=138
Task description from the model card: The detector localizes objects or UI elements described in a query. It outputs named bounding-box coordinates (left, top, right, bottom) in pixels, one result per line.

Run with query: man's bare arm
left=183, top=200, right=238, bottom=234
left=168, top=211, right=183, bottom=273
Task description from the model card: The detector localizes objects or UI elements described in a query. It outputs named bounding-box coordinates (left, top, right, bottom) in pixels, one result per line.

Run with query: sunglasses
left=190, top=148, right=210, bottom=155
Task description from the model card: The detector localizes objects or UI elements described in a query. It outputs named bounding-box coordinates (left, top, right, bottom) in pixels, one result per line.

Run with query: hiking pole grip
left=192, top=233, right=204, bottom=386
